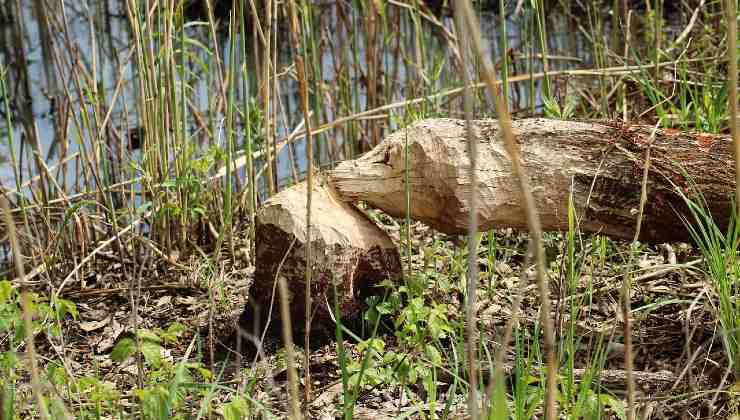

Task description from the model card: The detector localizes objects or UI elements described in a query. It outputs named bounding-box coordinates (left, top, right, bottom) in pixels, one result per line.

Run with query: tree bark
left=247, top=179, right=402, bottom=331
left=329, top=118, right=734, bottom=242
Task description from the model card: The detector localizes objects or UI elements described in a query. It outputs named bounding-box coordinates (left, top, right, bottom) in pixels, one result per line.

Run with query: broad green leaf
left=140, top=340, right=163, bottom=368
left=425, top=344, right=442, bottom=367
left=137, top=329, right=162, bottom=344
left=111, top=338, right=136, bottom=363
left=162, top=322, right=188, bottom=344
left=222, top=396, right=249, bottom=420
left=52, top=297, right=78, bottom=320
left=0, top=281, right=14, bottom=303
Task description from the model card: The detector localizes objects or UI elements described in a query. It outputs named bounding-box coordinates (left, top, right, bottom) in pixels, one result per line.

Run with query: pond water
left=0, top=1, right=676, bottom=196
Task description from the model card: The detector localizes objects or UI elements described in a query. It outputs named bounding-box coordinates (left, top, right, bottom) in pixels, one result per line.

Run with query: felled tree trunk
left=329, top=118, right=734, bottom=242
left=247, top=179, right=402, bottom=332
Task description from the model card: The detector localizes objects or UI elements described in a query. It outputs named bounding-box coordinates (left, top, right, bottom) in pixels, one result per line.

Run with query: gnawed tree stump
left=247, top=179, right=401, bottom=332
left=329, top=118, right=734, bottom=242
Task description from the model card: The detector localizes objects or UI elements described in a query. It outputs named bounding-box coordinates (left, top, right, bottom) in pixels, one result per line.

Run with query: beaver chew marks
left=247, top=180, right=401, bottom=333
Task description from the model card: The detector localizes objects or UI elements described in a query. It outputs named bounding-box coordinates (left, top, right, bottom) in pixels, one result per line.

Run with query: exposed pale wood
left=329, top=118, right=734, bottom=242
left=248, top=118, right=733, bottom=332
left=247, top=179, right=402, bottom=329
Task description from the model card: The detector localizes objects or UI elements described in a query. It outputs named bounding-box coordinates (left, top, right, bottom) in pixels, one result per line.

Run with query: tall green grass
left=678, top=184, right=740, bottom=377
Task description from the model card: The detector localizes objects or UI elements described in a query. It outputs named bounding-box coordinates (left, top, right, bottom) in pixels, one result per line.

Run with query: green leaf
left=48, top=396, right=68, bottom=420
left=357, top=338, right=385, bottom=353
left=111, top=338, right=136, bottom=363
left=425, top=344, right=442, bottom=367
left=162, top=322, right=188, bottom=344
left=422, top=370, right=436, bottom=396
left=543, top=95, right=561, bottom=119
left=222, top=396, right=250, bottom=420
left=0, top=281, right=14, bottom=303
left=396, top=358, right=410, bottom=382
left=407, top=366, right=418, bottom=384
left=47, top=324, right=61, bottom=338
left=600, top=394, right=626, bottom=420
left=140, top=340, right=163, bottom=368
left=137, top=329, right=162, bottom=344
left=52, top=297, right=78, bottom=320
left=13, top=322, right=25, bottom=344
left=61, top=200, right=97, bottom=227
left=136, top=201, right=153, bottom=216
left=375, top=300, right=394, bottom=315
left=47, top=363, right=68, bottom=387
left=190, top=364, right=213, bottom=381
left=0, top=304, right=19, bottom=333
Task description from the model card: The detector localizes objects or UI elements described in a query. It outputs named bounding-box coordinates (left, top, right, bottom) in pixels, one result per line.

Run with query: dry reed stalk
left=365, top=0, right=379, bottom=148
left=21, top=292, right=49, bottom=420
left=728, top=0, right=738, bottom=213
left=1, top=197, right=48, bottom=419
left=54, top=0, right=99, bottom=197
left=391, top=6, right=402, bottom=105
left=287, top=0, right=315, bottom=404
left=240, top=60, right=702, bottom=166
left=482, top=242, right=533, bottom=414
left=665, top=0, right=705, bottom=55
left=653, top=0, right=662, bottom=85
left=452, top=2, right=479, bottom=417
left=129, top=252, right=149, bottom=389
left=31, top=0, right=55, bottom=92
left=622, top=9, right=632, bottom=122
left=411, top=0, right=428, bottom=89
left=279, top=277, right=302, bottom=419
left=202, top=0, right=226, bottom=102
left=262, top=0, right=276, bottom=195
left=208, top=264, right=219, bottom=371
left=272, top=77, right=301, bottom=185
left=457, top=2, right=559, bottom=419
left=620, top=267, right=636, bottom=418
left=54, top=212, right=148, bottom=298
left=11, top=0, right=50, bottom=198
left=625, top=123, right=659, bottom=420
left=387, top=0, right=460, bottom=63
left=536, top=0, right=550, bottom=97
left=5, top=177, right=141, bottom=216
left=271, top=0, right=279, bottom=187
